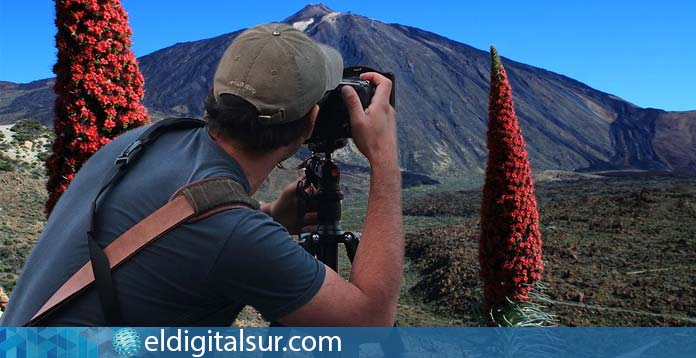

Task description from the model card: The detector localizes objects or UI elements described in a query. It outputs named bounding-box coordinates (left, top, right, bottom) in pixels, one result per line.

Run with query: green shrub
left=0, top=132, right=8, bottom=151
left=37, top=141, right=53, bottom=162
left=10, top=119, right=48, bottom=143
left=0, top=156, right=16, bottom=172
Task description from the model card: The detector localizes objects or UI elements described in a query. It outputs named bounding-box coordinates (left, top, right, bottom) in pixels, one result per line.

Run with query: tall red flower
left=46, top=0, right=149, bottom=214
left=479, top=46, right=543, bottom=310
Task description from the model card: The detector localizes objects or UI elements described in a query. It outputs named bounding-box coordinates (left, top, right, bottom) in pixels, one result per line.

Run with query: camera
left=306, top=66, right=395, bottom=152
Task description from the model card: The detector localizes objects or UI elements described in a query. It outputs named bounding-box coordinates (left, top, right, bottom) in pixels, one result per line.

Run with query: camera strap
left=26, top=118, right=259, bottom=326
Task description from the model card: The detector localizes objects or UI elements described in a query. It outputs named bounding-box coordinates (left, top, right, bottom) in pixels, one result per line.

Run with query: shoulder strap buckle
left=115, top=139, right=143, bottom=167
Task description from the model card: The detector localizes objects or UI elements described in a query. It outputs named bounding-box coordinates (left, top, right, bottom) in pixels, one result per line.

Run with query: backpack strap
left=29, top=195, right=195, bottom=325
left=27, top=177, right=258, bottom=326
left=26, top=119, right=258, bottom=326
left=85, top=117, right=206, bottom=325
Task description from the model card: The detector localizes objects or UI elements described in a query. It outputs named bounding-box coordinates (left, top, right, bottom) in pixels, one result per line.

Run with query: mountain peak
left=284, top=3, right=338, bottom=31
left=294, top=3, right=335, bottom=18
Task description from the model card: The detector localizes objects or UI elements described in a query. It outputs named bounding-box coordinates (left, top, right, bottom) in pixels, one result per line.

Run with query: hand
left=262, top=179, right=318, bottom=235
left=342, top=72, right=398, bottom=167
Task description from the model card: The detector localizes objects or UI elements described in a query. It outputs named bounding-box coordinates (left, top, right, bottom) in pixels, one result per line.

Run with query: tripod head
left=298, top=150, right=343, bottom=233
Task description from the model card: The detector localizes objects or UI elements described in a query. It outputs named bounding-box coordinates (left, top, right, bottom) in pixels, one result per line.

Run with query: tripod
left=296, top=150, right=359, bottom=273
left=294, top=148, right=406, bottom=357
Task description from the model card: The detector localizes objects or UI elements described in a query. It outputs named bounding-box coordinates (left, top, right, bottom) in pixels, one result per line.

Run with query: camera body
left=306, top=66, right=395, bottom=152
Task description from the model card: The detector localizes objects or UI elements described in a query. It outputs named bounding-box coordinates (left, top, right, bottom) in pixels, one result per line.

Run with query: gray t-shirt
left=0, top=124, right=325, bottom=326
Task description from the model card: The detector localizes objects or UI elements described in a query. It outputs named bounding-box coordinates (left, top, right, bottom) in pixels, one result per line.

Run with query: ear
left=299, top=104, right=319, bottom=143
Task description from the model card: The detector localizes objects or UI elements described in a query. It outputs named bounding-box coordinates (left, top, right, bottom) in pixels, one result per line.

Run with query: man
left=0, top=23, right=403, bottom=326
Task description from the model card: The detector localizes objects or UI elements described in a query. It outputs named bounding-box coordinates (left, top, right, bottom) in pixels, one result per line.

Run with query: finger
left=304, top=185, right=317, bottom=195
left=287, top=179, right=301, bottom=193
left=360, top=72, right=392, bottom=108
left=342, top=85, right=367, bottom=125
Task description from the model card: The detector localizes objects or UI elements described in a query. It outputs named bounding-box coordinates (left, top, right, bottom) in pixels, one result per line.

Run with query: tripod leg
left=317, top=241, right=339, bottom=272
left=344, top=236, right=359, bottom=263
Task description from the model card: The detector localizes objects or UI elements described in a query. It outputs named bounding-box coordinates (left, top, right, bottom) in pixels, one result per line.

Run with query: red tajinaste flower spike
left=46, top=0, right=149, bottom=214
left=479, top=46, right=544, bottom=310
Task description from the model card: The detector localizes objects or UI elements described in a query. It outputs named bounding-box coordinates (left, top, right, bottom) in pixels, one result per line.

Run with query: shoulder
left=191, top=207, right=287, bottom=245
left=203, top=206, right=313, bottom=269
left=215, top=207, right=289, bottom=244
left=231, top=207, right=281, bottom=229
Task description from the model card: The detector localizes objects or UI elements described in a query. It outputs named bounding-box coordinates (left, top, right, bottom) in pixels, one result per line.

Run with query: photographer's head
left=205, top=23, right=343, bottom=156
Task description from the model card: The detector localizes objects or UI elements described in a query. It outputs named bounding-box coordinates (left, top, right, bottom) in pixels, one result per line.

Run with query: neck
left=208, top=131, right=284, bottom=195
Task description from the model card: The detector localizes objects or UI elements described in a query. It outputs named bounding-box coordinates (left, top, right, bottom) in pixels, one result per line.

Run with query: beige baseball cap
left=213, top=23, right=343, bottom=125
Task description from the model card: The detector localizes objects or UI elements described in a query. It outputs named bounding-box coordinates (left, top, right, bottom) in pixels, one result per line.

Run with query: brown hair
left=204, top=94, right=313, bottom=153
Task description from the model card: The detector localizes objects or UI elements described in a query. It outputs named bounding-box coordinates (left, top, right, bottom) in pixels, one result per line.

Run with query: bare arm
left=279, top=73, right=403, bottom=326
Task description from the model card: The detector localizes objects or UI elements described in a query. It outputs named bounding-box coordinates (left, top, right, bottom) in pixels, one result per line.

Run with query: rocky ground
left=0, top=172, right=46, bottom=295
left=403, top=174, right=696, bottom=326
left=0, top=120, right=53, bottom=296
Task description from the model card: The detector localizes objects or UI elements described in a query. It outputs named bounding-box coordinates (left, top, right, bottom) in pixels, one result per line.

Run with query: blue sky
left=0, top=0, right=694, bottom=111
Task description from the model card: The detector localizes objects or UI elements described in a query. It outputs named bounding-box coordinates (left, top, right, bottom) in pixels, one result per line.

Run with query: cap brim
left=318, top=44, right=343, bottom=92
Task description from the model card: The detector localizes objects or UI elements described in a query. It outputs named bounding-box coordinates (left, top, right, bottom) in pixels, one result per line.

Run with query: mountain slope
left=1, top=4, right=694, bottom=175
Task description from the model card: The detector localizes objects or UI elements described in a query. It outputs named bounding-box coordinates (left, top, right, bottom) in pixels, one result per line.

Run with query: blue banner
left=0, top=327, right=695, bottom=357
